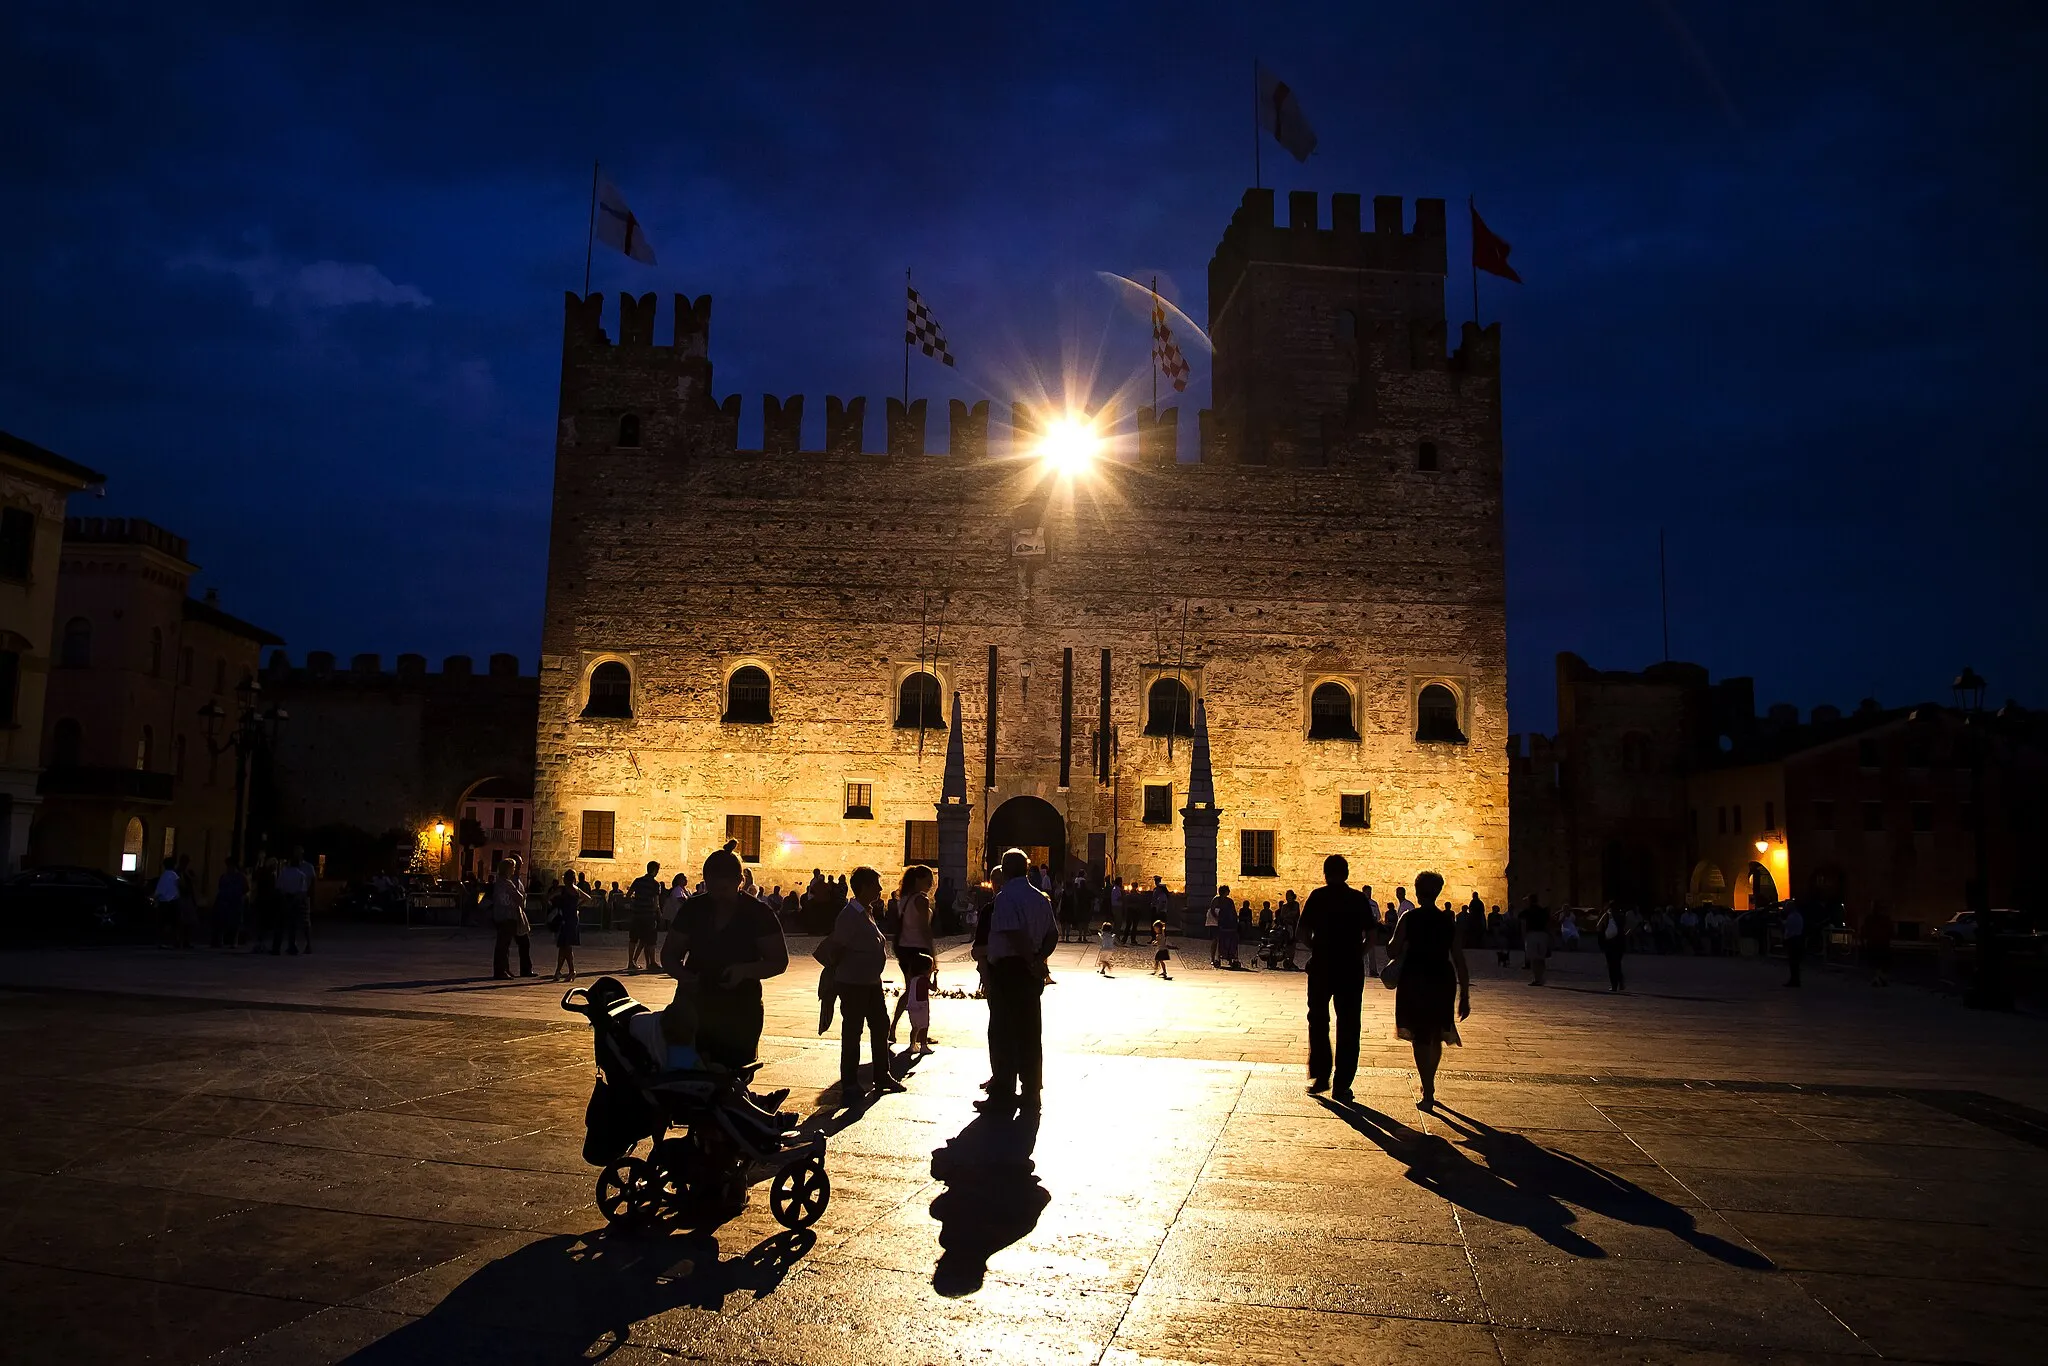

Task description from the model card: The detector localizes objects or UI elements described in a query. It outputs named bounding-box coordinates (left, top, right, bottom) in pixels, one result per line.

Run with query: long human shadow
left=927, top=1109, right=1048, bottom=1297
left=1327, top=1101, right=1771, bottom=1269
left=341, top=1227, right=814, bottom=1364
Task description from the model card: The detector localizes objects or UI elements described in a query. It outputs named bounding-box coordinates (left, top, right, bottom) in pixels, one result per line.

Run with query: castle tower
left=1206, top=188, right=1454, bottom=464
left=1181, top=697, right=1219, bottom=910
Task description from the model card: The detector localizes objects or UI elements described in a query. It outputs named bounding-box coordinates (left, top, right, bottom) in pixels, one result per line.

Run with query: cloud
left=173, top=250, right=431, bottom=309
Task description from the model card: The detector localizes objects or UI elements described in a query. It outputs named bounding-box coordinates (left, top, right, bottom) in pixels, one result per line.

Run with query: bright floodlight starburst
left=1037, top=415, right=1099, bottom=476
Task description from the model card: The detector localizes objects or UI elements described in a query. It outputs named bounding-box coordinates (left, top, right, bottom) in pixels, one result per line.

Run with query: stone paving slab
left=2, top=928, right=2046, bottom=1364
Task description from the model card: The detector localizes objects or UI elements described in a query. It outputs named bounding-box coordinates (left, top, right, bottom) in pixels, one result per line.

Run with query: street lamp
left=1951, top=667, right=2008, bottom=1010
left=199, top=676, right=289, bottom=868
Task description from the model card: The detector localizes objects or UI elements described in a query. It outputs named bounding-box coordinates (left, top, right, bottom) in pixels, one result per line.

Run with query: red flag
left=1470, top=200, right=1522, bottom=283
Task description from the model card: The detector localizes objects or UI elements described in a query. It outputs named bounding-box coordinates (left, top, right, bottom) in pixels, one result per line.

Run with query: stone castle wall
left=533, top=190, right=1510, bottom=905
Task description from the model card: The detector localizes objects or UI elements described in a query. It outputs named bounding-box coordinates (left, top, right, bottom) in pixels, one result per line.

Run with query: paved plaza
left=2, top=927, right=2046, bottom=1365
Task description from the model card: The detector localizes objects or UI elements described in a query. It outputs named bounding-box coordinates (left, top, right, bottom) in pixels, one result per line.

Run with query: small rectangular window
left=464, top=806, right=477, bottom=821
left=162, top=826, right=177, bottom=859
left=1716, top=807, right=1727, bottom=835
left=579, top=810, right=616, bottom=859
left=1239, top=829, right=1276, bottom=877
left=1861, top=801, right=1884, bottom=832
left=726, top=813, right=761, bottom=863
left=904, top=820, right=939, bottom=864
left=0, top=507, right=33, bottom=582
left=493, top=806, right=506, bottom=830
left=1813, top=800, right=1836, bottom=831
left=1731, top=805, right=1743, bottom=834
left=1339, top=793, right=1369, bottom=828
left=1142, top=784, right=1172, bottom=825
left=511, top=807, right=524, bottom=830
left=1764, top=801, right=1776, bottom=832
left=0, top=650, right=17, bottom=726
left=844, top=782, right=873, bottom=820
left=1910, top=801, right=1934, bottom=833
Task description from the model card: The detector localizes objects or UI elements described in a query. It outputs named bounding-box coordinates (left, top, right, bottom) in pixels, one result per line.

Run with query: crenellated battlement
left=1208, top=188, right=1448, bottom=324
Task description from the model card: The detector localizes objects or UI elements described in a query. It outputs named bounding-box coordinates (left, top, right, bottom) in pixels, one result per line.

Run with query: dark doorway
left=986, top=796, right=1067, bottom=880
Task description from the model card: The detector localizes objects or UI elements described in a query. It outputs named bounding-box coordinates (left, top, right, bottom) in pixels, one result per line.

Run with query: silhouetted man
left=976, top=848, right=1056, bottom=1117
left=1299, top=853, right=1370, bottom=1101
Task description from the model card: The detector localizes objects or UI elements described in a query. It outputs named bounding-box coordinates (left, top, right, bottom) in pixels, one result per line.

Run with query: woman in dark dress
left=1388, top=870, right=1470, bottom=1111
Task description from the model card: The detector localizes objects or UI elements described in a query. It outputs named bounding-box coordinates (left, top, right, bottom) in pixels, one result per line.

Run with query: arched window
left=1417, top=441, right=1440, bottom=471
left=121, top=817, right=145, bottom=873
left=51, top=718, right=82, bottom=768
left=583, top=661, right=632, bottom=718
left=1621, top=732, right=1650, bottom=773
left=1334, top=308, right=1357, bottom=341
left=896, top=672, right=945, bottom=729
left=617, top=414, right=641, bottom=448
left=1416, top=684, right=1465, bottom=744
left=1145, top=677, right=1194, bottom=737
left=149, top=627, right=163, bottom=677
left=1308, top=682, right=1358, bottom=740
left=723, top=665, right=772, bottom=723
left=61, top=617, right=91, bottom=669
left=136, top=725, right=154, bottom=771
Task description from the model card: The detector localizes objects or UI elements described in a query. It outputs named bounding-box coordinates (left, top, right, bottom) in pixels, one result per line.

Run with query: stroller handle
left=560, top=986, right=591, bottom=1014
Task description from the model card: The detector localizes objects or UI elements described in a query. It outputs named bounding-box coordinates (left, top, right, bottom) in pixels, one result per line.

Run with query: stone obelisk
left=1180, top=696, right=1220, bottom=915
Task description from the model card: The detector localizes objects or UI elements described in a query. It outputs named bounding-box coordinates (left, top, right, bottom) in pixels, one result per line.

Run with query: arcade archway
left=985, top=796, right=1067, bottom=880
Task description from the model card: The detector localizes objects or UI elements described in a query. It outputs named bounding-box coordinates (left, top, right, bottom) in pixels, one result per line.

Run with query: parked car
left=1936, top=910, right=2044, bottom=953
left=0, top=866, right=151, bottom=942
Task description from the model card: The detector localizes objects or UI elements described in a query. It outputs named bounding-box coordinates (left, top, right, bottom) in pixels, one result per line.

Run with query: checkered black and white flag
left=1152, top=296, right=1190, bottom=393
left=906, top=285, right=955, bottom=368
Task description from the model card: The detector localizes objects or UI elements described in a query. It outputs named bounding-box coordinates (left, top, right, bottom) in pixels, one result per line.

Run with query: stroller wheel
left=596, top=1155, right=657, bottom=1230
left=769, top=1154, right=830, bottom=1230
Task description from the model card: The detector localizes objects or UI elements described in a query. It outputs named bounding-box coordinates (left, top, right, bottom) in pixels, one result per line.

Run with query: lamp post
left=1952, top=667, right=2007, bottom=1011
left=199, top=677, right=288, bottom=868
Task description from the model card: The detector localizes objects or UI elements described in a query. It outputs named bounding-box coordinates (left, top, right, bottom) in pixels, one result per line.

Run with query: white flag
left=1256, top=63, right=1317, bottom=163
left=594, top=173, right=657, bottom=265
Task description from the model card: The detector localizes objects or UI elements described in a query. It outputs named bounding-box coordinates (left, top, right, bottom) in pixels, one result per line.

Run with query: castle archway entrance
left=986, top=796, right=1067, bottom=880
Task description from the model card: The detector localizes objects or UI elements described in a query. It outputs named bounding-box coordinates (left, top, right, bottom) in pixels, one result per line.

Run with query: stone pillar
left=935, top=692, right=972, bottom=912
left=1181, top=697, right=1220, bottom=914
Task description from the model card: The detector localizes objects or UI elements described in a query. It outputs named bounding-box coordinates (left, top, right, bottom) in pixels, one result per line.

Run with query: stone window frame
left=890, top=661, right=951, bottom=730
left=1140, top=782, right=1174, bottom=825
left=1138, top=664, right=1203, bottom=738
left=579, top=652, right=637, bottom=721
left=844, top=779, right=875, bottom=821
left=1339, top=792, right=1371, bottom=828
left=1303, top=672, right=1363, bottom=741
left=721, top=656, right=777, bottom=725
left=616, top=413, right=642, bottom=448
left=1239, top=829, right=1277, bottom=878
left=1410, top=673, right=1471, bottom=745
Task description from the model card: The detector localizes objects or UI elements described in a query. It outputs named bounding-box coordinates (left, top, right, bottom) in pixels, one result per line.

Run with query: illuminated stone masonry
left=535, top=188, right=1508, bottom=906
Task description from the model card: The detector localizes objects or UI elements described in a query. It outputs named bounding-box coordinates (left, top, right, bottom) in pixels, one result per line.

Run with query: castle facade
left=533, top=188, right=1509, bottom=907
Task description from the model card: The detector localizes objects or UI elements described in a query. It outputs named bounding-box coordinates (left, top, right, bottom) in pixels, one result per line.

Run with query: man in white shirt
left=153, top=858, right=182, bottom=948
left=978, top=847, right=1057, bottom=1117
left=272, top=850, right=314, bottom=955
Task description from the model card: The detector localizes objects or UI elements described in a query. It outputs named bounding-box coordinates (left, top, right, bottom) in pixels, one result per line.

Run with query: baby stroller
left=1260, top=922, right=1297, bottom=970
left=563, top=977, right=830, bottom=1232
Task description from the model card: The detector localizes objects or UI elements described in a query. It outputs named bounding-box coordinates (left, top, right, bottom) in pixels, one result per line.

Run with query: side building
left=0, top=431, right=106, bottom=871
left=33, top=517, right=279, bottom=883
left=532, top=188, right=1511, bottom=906
left=1511, top=652, right=2047, bottom=931
left=261, top=650, right=537, bottom=880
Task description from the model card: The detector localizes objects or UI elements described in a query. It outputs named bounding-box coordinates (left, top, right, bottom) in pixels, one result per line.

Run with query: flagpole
left=584, top=160, right=601, bottom=297
left=1468, top=196, right=1479, bottom=326
left=903, top=267, right=912, bottom=408
left=1251, top=60, right=1262, bottom=190
left=1151, top=276, right=1159, bottom=417
left=1659, top=529, right=1671, bottom=662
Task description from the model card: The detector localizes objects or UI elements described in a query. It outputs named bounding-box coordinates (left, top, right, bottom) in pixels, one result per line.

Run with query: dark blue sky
left=6, top=2, right=2042, bottom=731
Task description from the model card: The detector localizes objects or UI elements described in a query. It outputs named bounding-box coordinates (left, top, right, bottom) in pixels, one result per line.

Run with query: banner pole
left=1252, top=61, right=1262, bottom=190
left=583, top=160, right=599, bottom=296
left=903, top=267, right=912, bottom=408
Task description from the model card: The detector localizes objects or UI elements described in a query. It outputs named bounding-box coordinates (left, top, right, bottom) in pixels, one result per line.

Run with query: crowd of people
left=150, top=848, right=318, bottom=955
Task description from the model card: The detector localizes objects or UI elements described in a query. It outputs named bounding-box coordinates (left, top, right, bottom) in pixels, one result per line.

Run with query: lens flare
left=1037, top=415, right=1100, bottom=475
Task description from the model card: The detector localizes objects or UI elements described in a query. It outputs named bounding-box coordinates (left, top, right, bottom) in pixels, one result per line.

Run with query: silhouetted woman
left=1388, top=869, right=1469, bottom=1111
